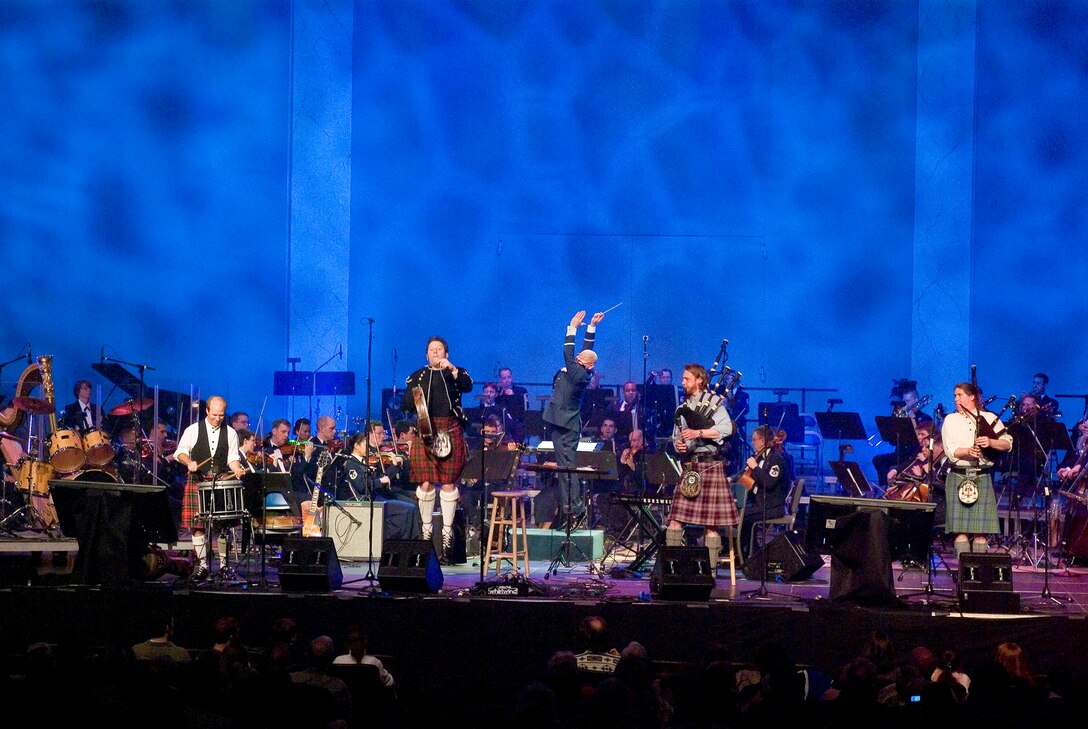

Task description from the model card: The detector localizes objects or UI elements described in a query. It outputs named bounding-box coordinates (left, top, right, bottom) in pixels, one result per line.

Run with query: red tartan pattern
left=408, top=416, right=467, bottom=485
left=668, top=460, right=739, bottom=527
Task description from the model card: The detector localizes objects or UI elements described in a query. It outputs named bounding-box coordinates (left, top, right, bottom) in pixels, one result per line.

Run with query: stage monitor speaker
left=327, top=502, right=384, bottom=561
left=959, top=552, right=1019, bottom=613
left=378, top=539, right=444, bottom=593
left=279, top=537, right=343, bottom=592
left=650, top=546, right=714, bottom=601
left=743, top=530, right=823, bottom=582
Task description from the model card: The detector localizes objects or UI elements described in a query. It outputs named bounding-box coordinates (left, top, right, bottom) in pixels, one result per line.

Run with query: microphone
left=642, top=335, right=649, bottom=343
left=722, top=339, right=729, bottom=346
left=361, top=317, right=375, bottom=324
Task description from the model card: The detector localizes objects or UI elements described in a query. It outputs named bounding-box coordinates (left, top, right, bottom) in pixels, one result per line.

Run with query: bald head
left=575, top=350, right=597, bottom=369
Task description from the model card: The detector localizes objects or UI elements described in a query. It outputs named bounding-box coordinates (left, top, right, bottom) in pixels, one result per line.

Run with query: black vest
left=190, top=421, right=230, bottom=476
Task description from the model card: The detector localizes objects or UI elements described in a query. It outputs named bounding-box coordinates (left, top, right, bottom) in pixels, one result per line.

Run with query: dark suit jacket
left=542, top=326, right=596, bottom=432
left=61, top=401, right=101, bottom=431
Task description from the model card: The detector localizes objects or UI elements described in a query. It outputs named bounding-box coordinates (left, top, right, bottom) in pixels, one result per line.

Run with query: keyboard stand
left=607, top=494, right=668, bottom=573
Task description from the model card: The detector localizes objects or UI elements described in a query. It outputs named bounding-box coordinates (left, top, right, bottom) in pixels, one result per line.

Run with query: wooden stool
left=483, top=490, right=530, bottom=577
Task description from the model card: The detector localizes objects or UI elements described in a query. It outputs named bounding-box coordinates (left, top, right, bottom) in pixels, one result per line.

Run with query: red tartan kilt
left=408, top=417, right=467, bottom=485
left=668, top=460, right=739, bottom=527
left=181, top=477, right=204, bottom=531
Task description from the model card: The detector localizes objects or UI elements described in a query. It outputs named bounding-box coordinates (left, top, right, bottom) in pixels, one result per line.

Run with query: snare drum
left=82, top=429, right=115, bottom=467
left=198, top=481, right=246, bottom=521
left=49, top=428, right=86, bottom=474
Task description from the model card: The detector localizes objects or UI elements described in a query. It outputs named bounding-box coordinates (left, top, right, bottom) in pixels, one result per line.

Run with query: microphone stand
left=1024, top=441, right=1072, bottom=608
left=901, top=439, right=955, bottom=603
left=104, top=355, right=155, bottom=486
left=741, top=476, right=786, bottom=601
left=360, top=318, right=380, bottom=589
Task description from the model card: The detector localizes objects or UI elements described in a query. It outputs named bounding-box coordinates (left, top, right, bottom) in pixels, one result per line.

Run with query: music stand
left=1024, top=421, right=1075, bottom=607
left=828, top=460, right=875, bottom=498
left=757, top=401, right=799, bottom=425
left=874, top=416, right=918, bottom=455
left=241, top=472, right=295, bottom=589
left=814, top=412, right=867, bottom=441
left=645, top=453, right=681, bottom=490
left=495, top=393, right=525, bottom=421
left=316, top=371, right=355, bottom=423
left=462, top=449, right=520, bottom=484
left=49, top=478, right=176, bottom=587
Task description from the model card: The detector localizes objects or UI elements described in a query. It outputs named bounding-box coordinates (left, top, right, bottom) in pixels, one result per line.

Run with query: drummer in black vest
left=174, top=395, right=245, bottom=582
left=401, top=336, right=473, bottom=562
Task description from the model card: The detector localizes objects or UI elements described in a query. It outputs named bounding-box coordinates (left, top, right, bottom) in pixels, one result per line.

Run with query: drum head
left=65, top=469, right=119, bottom=484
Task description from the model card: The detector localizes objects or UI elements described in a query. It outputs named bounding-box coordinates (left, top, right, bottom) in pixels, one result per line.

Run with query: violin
left=246, top=451, right=276, bottom=467
left=326, top=438, right=345, bottom=454
left=277, top=438, right=309, bottom=455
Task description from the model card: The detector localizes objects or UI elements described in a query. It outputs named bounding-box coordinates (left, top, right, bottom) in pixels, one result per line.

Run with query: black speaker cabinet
left=651, top=546, right=715, bottom=601
left=378, top=539, right=444, bottom=593
left=279, top=537, right=343, bottom=592
left=959, top=553, right=1019, bottom=613
left=743, top=530, right=823, bottom=582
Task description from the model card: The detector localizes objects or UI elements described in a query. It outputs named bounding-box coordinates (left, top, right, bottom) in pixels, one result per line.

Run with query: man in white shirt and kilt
left=941, top=382, right=1012, bottom=556
left=666, top=364, right=739, bottom=573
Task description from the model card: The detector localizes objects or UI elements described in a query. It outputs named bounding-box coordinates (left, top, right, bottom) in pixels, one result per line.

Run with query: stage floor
left=4, top=533, right=1088, bottom=725
left=3, top=531, right=1087, bottom=615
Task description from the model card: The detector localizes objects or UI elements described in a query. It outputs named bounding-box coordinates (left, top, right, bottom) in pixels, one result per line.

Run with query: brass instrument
left=0, top=363, right=43, bottom=433
left=36, top=355, right=59, bottom=433
left=893, top=394, right=931, bottom=417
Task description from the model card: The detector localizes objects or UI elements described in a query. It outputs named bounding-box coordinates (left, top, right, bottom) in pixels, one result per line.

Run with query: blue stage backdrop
left=2, top=1, right=1086, bottom=475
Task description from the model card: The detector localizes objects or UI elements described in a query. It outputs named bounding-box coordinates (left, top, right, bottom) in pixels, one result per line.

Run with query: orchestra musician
left=262, top=418, right=293, bottom=473
left=340, top=430, right=421, bottom=540
left=61, top=379, right=102, bottom=432
left=666, top=363, right=739, bottom=571
left=596, top=417, right=620, bottom=455
left=541, top=310, right=604, bottom=527
left=873, top=379, right=931, bottom=486
left=885, top=421, right=945, bottom=500
left=617, top=428, right=646, bottom=491
left=941, top=382, right=1012, bottom=557
left=302, top=416, right=339, bottom=484
left=608, top=381, right=642, bottom=439
left=401, top=336, right=473, bottom=562
left=1055, top=419, right=1088, bottom=553
left=497, top=367, right=528, bottom=439
left=1029, top=372, right=1059, bottom=415
left=737, top=425, right=788, bottom=561
left=479, top=382, right=516, bottom=441
left=1006, top=394, right=1049, bottom=489
left=174, top=396, right=246, bottom=582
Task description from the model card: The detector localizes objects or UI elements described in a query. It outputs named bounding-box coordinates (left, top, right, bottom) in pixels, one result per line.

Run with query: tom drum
left=49, top=428, right=86, bottom=474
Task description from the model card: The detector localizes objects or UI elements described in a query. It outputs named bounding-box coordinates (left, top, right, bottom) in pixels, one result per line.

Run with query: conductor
left=540, top=310, right=605, bottom=526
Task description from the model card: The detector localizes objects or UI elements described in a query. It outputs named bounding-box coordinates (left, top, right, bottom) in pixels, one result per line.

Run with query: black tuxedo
left=543, top=327, right=596, bottom=431
left=540, top=325, right=597, bottom=522
left=61, top=401, right=101, bottom=431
